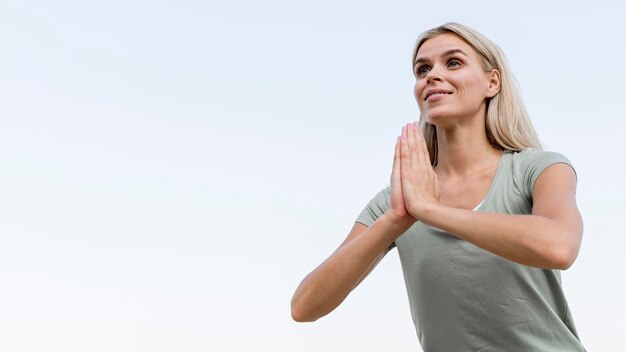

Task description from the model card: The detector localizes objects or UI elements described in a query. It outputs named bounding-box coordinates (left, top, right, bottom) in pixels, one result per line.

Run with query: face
left=413, top=33, right=499, bottom=125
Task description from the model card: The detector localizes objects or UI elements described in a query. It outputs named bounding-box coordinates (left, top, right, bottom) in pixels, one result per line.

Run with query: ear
left=486, top=69, right=501, bottom=98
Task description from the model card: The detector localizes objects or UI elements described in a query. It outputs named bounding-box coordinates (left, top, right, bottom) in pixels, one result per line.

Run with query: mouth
left=424, top=90, right=452, bottom=101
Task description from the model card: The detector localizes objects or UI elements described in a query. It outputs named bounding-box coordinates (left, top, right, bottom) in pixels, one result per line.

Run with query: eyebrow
left=414, top=49, right=469, bottom=65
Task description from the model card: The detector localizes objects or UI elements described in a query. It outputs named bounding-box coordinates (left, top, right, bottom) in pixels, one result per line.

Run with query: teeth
left=426, top=92, right=449, bottom=100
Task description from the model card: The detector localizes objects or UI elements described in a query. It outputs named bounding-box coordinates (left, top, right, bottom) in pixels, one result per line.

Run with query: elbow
left=291, top=306, right=316, bottom=323
left=290, top=296, right=319, bottom=323
left=551, top=253, right=575, bottom=270
left=548, top=236, right=580, bottom=270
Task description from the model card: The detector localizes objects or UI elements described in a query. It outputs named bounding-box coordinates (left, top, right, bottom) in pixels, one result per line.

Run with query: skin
left=291, top=33, right=583, bottom=323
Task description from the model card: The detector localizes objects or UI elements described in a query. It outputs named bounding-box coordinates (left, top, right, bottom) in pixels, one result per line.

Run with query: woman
left=291, top=23, right=585, bottom=351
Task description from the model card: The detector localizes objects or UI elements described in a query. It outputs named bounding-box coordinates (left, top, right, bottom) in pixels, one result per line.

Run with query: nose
left=425, top=65, right=443, bottom=83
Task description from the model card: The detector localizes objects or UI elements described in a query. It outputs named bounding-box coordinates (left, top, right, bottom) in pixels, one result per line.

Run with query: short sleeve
left=514, top=149, right=576, bottom=204
left=355, top=187, right=391, bottom=227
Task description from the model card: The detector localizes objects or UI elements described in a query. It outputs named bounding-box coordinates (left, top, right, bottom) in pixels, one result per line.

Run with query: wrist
left=407, top=201, right=437, bottom=222
left=381, top=212, right=415, bottom=231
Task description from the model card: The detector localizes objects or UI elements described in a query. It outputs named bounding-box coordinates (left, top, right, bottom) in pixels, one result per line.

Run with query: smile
left=424, top=90, right=452, bottom=101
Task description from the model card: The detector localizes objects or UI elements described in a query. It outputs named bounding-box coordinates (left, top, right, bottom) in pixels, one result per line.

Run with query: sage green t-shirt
left=356, top=149, right=585, bottom=352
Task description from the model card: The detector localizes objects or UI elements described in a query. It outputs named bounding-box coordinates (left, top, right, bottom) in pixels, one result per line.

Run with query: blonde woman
left=291, top=23, right=585, bottom=351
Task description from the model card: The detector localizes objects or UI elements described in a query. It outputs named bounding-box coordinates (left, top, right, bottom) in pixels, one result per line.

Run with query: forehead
left=415, top=33, right=477, bottom=60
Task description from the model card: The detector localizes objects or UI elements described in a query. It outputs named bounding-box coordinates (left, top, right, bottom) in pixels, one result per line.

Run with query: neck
left=433, top=117, right=502, bottom=177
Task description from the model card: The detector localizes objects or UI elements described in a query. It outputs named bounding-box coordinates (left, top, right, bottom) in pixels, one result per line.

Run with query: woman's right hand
left=385, top=136, right=417, bottom=226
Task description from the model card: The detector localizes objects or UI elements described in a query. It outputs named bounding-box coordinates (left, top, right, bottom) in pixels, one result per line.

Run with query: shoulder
left=511, top=148, right=574, bottom=179
left=511, top=148, right=572, bottom=167
left=508, top=148, right=576, bottom=201
left=370, top=186, right=391, bottom=210
left=355, top=186, right=391, bottom=227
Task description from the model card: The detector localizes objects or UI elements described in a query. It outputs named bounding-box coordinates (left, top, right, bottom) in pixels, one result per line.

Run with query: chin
left=422, top=108, right=474, bottom=127
left=422, top=110, right=452, bottom=124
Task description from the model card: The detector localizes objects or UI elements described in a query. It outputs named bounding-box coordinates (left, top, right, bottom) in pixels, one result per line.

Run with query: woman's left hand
left=398, top=122, right=441, bottom=220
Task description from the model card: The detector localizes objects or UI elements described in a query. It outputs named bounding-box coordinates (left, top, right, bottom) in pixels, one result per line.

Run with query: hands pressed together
left=388, top=122, right=441, bottom=225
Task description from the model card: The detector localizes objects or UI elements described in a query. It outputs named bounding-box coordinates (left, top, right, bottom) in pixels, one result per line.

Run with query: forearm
left=291, top=214, right=412, bottom=322
left=418, top=204, right=582, bottom=269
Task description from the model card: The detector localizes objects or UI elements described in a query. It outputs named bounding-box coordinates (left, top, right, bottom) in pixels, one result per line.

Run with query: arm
left=399, top=122, right=583, bottom=270
left=416, top=164, right=582, bottom=269
left=291, top=136, right=415, bottom=322
left=290, top=215, right=412, bottom=322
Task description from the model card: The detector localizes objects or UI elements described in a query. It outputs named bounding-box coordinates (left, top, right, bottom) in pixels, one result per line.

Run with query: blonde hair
left=412, top=22, right=542, bottom=165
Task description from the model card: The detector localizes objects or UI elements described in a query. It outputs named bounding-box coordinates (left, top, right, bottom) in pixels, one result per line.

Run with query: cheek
left=457, top=75, right=486, bottom=101
left=413, top=81, right=425, bottom=102
left=413, top=83, right=425, bottom=112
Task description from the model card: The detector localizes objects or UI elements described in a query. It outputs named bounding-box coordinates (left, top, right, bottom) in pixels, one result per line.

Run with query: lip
left=423, top=89, right=452, bottom=101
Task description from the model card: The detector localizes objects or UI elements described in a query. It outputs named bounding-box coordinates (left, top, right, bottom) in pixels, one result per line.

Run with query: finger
left=412, top=121, right=426, bottom=150
left=392, top=136, right=401, bottom=181
left=391, top=136, right=405, bottom=207
left=412, top=123, right=431, bottom=167
left=407, top=123, right=416, bottom=147
left=417, top=142, right=428, bottom=170
left=400, top=138, right=409, bottom=180
left=400, top=125, right=409, bottom=156
left=408, top=123, right=421, bottom=171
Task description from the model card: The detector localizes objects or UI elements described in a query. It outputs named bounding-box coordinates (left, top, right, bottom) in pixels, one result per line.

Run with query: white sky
left=1, top=1, right=624, bottom=351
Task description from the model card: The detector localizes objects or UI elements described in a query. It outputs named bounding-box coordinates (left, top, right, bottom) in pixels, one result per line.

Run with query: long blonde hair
left=413, top=22, right=542, bottom=166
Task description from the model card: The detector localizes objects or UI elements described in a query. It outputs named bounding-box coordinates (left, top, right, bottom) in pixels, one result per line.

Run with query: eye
left=448, top=59, right=462, bottom=68
left=415, top=65, right=431, bottom=77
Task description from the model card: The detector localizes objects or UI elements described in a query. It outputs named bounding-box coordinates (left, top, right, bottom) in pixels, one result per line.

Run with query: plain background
left=1, top=1, right=624, bottom=351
